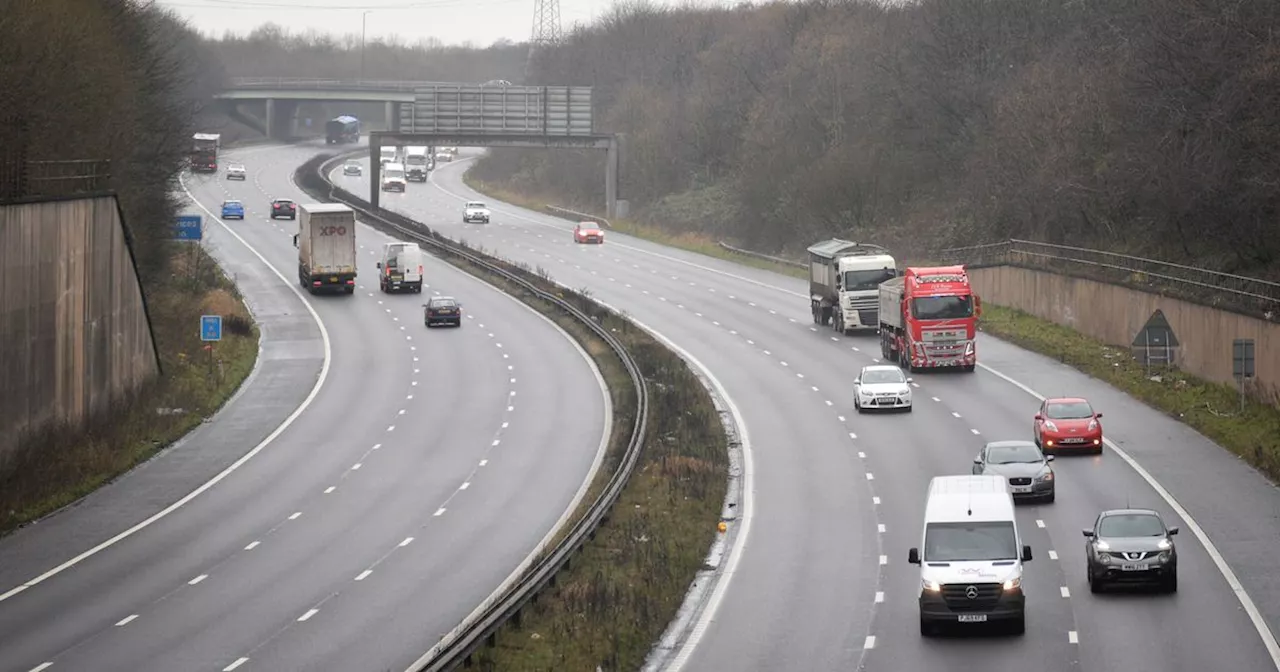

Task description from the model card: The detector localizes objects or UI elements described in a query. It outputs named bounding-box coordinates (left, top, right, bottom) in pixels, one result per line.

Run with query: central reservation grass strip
left=1, top=245, right=260, bottom=537
left=980, top=303, right=1280, bottom=482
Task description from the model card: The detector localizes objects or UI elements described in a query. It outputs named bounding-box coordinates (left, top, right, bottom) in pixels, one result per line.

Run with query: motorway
left=338, top=148, right=1280, bottom=672
left=0, top=142, right=611, bottom=672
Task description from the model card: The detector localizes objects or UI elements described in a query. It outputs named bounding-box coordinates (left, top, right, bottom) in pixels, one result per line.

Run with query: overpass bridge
left=216, top=77, right=461, bottom=138
left=216, top=78, right=622, bottom=217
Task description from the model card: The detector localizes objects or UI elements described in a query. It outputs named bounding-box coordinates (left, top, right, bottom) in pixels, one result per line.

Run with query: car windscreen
left=1097, top=514, right=1165, bottom=537
left=467, top=203, right=485, bottom=208
left=844, top=268, right=897, bottom=292
left=911, top=295, right=974, bottom=320
left=924, top=521, right=1017, bottom=562
left=861, top=369, right=904, bottom=385
left=431, top=299, right=456, bottom=308
left=986, top=444, right=1042, bottom=464
left=1046, top=401, right=1093, bottom=419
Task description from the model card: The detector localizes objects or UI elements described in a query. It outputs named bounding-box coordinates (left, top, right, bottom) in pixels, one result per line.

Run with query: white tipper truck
left=808, top=239, right=898, bottom=334
left=404, top=146, right=430, bottom=182
left=294, top=203, right=358, bottom=294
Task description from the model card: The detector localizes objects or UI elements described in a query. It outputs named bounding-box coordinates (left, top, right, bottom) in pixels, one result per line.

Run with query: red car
left=1034, top=397, right=1103, bottom=454
left=573, top=221, right=604, bottom=244
left=270, top=198, right=297, bottom=220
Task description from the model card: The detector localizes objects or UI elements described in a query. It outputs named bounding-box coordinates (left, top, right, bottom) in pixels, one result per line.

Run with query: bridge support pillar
left=265, top=98, right=276, bottom=140
left=384, top=101, right=400, bottom=131
left=370, top=135, right=382, bottom=211
left=605, top=135, right=619, bottom=219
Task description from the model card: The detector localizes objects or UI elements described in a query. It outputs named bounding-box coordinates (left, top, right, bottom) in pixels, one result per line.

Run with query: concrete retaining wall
left=0, top=195, right=160, bottom=465
left=969, top=266, right=1278, bottom=399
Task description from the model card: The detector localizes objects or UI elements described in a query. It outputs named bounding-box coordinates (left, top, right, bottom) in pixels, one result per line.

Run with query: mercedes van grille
left=941, top=583, right=1002, bottom=610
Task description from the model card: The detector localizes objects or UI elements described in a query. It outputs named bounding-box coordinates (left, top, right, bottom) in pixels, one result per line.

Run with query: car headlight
left=922, top=579, right=941, bottom=592
left=1088, top=419, right=1098, bottom=431
left=1043, top=420, right=1058, bottom=432
left=1036, top=470, right=1054, bottom=482
left=1157, top=551, right=1172, bottom=562
left=1003, top=577, right=1021, bottom=591
left=1094, top=539, right=1110, bottom=551
left=1157, top=538, right=1171, bottom=550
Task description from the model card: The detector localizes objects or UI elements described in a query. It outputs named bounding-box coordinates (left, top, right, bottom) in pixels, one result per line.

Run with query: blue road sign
left=175, top=215, right=203, bottom=241
left=201, top=315, right=222, bottom=342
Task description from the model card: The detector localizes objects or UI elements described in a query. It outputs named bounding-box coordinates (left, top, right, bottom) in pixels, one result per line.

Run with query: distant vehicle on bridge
left=191, top=133, right=221, bottom=173
left=325, top=116, right=360, bottom=144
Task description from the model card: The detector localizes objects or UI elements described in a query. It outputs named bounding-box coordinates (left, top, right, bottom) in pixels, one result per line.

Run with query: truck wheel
left=344, top=286, right=354, bottom=294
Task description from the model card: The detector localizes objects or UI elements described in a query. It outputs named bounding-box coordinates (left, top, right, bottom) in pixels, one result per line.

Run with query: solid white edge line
left=595, top=308, right=753, bottom=672
left=400, top=213, right=615, bottom=672
left=979, top=361, right=1280, bottom=668
left=439, top=159, right=1279, bottom=670
left=0, top=168, right=333, bottom=605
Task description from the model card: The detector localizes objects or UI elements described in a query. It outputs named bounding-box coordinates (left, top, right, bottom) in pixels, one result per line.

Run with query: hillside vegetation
left=469, top=0, right=1280, bottom=278
left=1, top=0, right=224, bottom=281
left=206, top=24, right=528, bottom=83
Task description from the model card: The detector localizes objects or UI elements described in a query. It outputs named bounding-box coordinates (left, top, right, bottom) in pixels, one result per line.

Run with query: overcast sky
left=155, top=0, right=732, bottom=47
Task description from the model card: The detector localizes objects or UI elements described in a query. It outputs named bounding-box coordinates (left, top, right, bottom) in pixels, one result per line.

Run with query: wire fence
left=0, top=160, right=112, bottom=202
left=938, top=239, right=1280, bottom=320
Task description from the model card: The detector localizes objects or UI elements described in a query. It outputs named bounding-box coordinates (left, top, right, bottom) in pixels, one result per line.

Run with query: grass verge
left=329, top=193, right=729, bottom=670
left=461, top=173, right=808, bottom=280
left=0, top=244, right=260, bottom=537
left=980, top=303, right=1280, bottom=481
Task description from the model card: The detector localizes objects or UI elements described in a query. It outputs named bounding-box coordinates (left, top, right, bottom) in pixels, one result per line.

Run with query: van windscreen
left=924, top=521, right=1017, bottom=562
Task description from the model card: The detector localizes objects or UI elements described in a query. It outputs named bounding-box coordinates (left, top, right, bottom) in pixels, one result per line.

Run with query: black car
left=424, top=296, right=462, bottom=327
left=270, top=198, right=297, bottom=220
left=1084, top=509, right=1178, bottom=593
left=972, top=440, right=1055, bottom=503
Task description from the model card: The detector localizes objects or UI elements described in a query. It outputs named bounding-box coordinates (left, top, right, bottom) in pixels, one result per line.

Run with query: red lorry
left=878, top=265, right=981, bottom=372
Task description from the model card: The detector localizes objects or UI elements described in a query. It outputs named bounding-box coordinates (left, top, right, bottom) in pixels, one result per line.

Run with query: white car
left=853, top=364, right=913, bottom=412
left=463, top=201, right=490, bottom=223
left=225, top=164, right=246, bottom=180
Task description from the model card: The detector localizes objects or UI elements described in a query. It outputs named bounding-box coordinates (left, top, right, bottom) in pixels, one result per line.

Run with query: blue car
left=221, top=199, right=245, bottom=220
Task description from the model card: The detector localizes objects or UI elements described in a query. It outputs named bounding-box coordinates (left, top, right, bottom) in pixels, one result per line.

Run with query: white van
left=907, top=475, right=1032, bottom=636
left=376, top=242, right=423, bottom=293
left=381, top=162, right=406, bottom=192
left=379, top=146, right=397, bottom=165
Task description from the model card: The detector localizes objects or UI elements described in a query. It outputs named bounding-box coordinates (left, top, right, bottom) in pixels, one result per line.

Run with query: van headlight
left=922, top=579, right=941, bottom=592
left=1003, top=577, right=1021, bottom=591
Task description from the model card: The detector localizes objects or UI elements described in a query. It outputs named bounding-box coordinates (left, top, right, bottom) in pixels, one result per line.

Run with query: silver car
left=225, top=164, right=246, bottom=180
left=342, top=161, right=362, bottom=176
left=972, top=440, right=1055, bottom=503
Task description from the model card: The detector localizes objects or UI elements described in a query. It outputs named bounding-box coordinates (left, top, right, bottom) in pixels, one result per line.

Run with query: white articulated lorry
left=807, top=239, right=898, bottom=334
left=294, top=203, right=358, bottom=294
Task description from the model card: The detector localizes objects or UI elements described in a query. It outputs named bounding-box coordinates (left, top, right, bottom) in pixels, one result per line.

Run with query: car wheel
left=1165, top=571, right=1178, bottom=593
left=1090, top=572, right=1103, bottom=593
left=1094, top=445, right=1104, bottom=455
left=919, top=617, right=934, bottom=637
left=1009, top=614, right=1025, bottom=636
left=1045, top=491, right=1055, bottom=504
left=855, top=400, right=864, bottom=414
left=904, top=404, right=913, bottom=413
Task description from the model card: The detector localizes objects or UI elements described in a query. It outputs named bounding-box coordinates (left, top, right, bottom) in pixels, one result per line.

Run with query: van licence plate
left=1121, top=563, right=1147, bottom=571
left=957, top=614, right=987, bottom=623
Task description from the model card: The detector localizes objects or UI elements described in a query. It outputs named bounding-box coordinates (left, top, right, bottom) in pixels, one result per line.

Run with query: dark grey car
left=972, top=440, right=1055, bottom=503
left=1084, top=509, right=1178, bottom=593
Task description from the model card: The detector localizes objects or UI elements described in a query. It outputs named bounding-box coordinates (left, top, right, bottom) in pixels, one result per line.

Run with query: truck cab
left=807, top=239, right=897, bottom=334
left=878, top=265, right=980, bottom=371
left=909, top=475, right=1032, bottom=636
